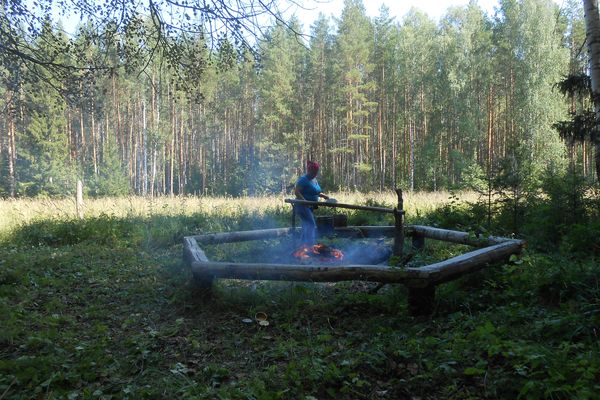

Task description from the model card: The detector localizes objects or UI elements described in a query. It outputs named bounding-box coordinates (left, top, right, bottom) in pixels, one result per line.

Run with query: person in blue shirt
left=294, top=160, right=329, bottom=245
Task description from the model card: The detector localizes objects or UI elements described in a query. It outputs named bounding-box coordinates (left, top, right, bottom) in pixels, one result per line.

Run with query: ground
left=0, top=195, right=599, bottom=399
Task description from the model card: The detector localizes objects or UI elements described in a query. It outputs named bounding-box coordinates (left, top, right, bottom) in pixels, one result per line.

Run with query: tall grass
left=0, top=190, right=477, bottom=235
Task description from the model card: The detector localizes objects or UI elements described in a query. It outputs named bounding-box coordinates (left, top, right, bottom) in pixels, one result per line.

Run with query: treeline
left=0, top=0, right=593, bottom=197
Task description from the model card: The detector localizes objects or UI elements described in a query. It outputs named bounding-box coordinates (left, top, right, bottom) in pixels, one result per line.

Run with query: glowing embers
left=292, top=243, right=344, bottom=263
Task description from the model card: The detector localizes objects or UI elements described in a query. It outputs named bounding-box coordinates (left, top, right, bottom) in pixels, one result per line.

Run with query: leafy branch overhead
left=0, top=0, right=303, bottom=91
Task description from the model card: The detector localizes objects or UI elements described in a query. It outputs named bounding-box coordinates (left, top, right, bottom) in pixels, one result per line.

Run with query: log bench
left=183, top=224, right=525, bottom=315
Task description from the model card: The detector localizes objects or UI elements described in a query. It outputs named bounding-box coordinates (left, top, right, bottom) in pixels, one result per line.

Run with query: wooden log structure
left=183, top=193, right=526, bottom=315
left=186, top=236, right=524, bottom=286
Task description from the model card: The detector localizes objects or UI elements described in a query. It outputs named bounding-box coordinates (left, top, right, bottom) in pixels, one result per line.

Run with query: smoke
left=250, top=236, right=392, bottom=266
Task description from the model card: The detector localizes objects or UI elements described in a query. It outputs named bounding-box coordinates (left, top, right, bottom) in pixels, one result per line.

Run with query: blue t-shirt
left=296, top=174, right=321, bottom=201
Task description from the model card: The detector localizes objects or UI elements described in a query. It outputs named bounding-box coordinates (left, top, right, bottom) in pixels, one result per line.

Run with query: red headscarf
left=307, top=160, right=320, bottom=174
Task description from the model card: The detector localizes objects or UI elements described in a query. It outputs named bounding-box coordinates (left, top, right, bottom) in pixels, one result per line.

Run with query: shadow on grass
left=2, top=212, right=600, bottom=399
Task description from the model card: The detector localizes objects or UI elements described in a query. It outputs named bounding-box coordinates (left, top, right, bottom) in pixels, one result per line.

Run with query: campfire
left=292, top=243, right=344, bottom=263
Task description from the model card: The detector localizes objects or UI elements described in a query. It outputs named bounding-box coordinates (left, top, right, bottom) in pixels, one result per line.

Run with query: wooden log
left=332, top=225, right=516, bottom=246
left=191, top=260, right=430, bottom=284
left=396, top=188, right=404, bottom=210
left=393, top=188, right=404, bottom=257
left=183, top=236, right=213, bottom=289
left=406, top=225, right=515, bottom=247
left=285, top=198, right=400, bottom=214
left=194, top=226, right=394, bottom=244
left=192, top=227, right=294, bottom=244
left=333, top=214, right=348, bottom=227
left=393, top=209, right=404, bottom=256
left=412, top=232, right=425, bottom=250
left=183, top=236, right=209, bottom=263
left=414, top=240, right=525, bottom=285
left=332, top=226, right=396, bottom=238
left=408, top=285, right=436, bottom=316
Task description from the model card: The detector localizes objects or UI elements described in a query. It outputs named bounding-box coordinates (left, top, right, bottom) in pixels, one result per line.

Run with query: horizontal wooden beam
left=285, top=198, right=401, bottom=214
left=414, top=240, right=525, bottom=284
left=406, top=225, right=518, bottom=247
left=190, top=227, right=294, bottom=244
left=332, top=226, right=396, bottom=237
left=191, top=260, right=430, bottom=284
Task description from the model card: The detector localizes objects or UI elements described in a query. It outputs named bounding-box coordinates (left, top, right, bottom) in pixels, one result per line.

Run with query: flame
left=292, top=243, right=344, bottom=262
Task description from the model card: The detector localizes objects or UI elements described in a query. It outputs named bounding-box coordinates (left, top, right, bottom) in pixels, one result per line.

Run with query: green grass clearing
left=1, top=194, right=599, bottom=399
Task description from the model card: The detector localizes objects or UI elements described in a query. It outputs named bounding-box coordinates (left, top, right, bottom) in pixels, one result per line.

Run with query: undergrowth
left=0, top=194, right=599, bottom=399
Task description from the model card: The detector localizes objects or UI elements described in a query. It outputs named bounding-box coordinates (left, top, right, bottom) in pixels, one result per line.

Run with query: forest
left=1, top=0, right=600, bottom=398
left=0, top=0, right=596, bottom=198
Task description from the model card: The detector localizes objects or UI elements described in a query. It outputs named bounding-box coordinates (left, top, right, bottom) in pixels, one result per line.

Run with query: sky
left=285, top=0, right=502, bottom=31
left=53, top=0, right=502, bottom=36
left=52, top=0, right=565, bottom=39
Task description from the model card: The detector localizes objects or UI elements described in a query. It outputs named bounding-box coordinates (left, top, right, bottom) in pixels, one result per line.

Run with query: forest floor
left=0, top=193, right=599, bottom=399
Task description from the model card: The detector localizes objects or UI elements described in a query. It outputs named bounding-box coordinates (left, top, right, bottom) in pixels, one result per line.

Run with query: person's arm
left=319, top=193, right=329, bottom=200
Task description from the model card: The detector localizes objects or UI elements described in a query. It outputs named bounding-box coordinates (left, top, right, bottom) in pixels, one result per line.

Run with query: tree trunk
left=142, top=97, right=148, bottom=195
left=378, top=66, right=385, bottom=190
left=7, top=95, right=17, bottom=197
left=583, top=0, right=600, bottom=180
left=91, top=105, right=98, bottom=175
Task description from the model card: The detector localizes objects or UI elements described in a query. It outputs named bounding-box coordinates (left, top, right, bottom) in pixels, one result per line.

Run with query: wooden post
left=412, top=233, right=425, bottom=250
left=76, top=180, right=84, bottom=220
left=183, top=237, right=214, bottom=295
left=393, top=188, right=404, bottom=257
left=408, top=285, right=436, bottom=316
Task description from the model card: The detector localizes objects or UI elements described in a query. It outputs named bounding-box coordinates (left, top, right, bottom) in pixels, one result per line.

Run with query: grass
left=1, top=192, right=599, bottom=399
left=0, top=190, right=475, bottom=236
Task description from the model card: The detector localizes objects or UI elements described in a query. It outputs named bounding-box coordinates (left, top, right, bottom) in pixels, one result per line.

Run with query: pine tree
left=19, top=21, right=75, bottom=196
left=334, top=0, right=377, bottom=189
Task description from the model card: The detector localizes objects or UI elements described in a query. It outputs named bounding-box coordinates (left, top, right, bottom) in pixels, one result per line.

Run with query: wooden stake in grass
left=393, top=188, right=404, bottom=257
left=76, top=180, right=84, bottom=220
